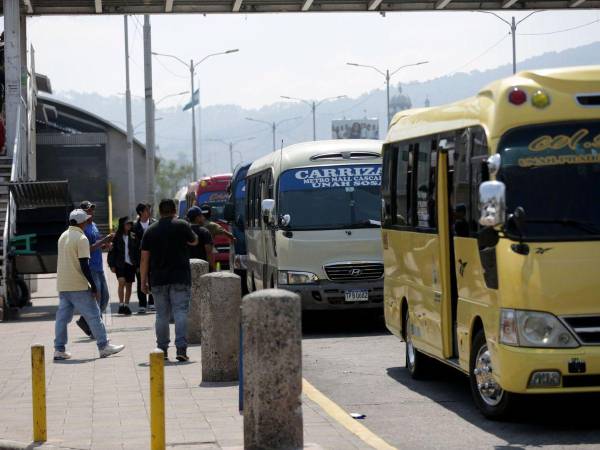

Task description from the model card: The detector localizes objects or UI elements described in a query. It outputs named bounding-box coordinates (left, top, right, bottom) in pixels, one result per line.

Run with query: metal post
left=4, top=0, right=22, bottom=158
left=311, top=101, right=316, bottom=141
left=272, top=122, right=276, bottom=152
left=190, top=61, right=198, bottom=180
left=124, top=16, right=135, bottom=215
left=511, top=17, right=517, bottom=75
left=229, top=142, right=234, bottom=172
left=197, top=79, right=203, bottom=177
left=31, top=344, right=47, bottom=442
left=143, top=15, right=156, bottom=205
left=386, top=69, right=391, bottom=130
left=150, top=349, right=165, bottom=450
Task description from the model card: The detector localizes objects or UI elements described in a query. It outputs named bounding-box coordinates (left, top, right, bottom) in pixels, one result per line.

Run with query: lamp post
left=280, top=95, right=346, bottom=141
left=477, top=11, right=543, bottom=74
left=245, top=117, right=301, bottom=151
left=346, top=61, right=428, bottom=129
left=152, top=49, right=239, bottom=179
left=207, top=137, right=255, bottom=172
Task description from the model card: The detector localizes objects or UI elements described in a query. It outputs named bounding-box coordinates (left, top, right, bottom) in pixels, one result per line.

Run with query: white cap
left=69, top=209, right=91, bottom=224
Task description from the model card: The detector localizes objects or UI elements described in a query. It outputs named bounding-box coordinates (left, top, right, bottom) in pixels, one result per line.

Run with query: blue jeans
left=91, top=270, right=110, bottom=313
left=55, top=290, right=109, bottom=351
left=152, top=284, right=191, bottom=349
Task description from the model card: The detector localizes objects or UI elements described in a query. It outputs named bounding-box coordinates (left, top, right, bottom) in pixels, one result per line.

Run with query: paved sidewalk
left=0, top=273, right=370, bottom=450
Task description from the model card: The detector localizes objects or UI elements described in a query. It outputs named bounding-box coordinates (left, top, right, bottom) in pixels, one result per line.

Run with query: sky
left=16, top=10, right=600, bottom=110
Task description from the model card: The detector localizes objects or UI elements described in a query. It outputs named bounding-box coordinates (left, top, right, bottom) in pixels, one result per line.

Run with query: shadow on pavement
left=387, top=362, right=600, bottom=447
left=302, top=309, right=389, bottom=339
left=5, top=303, right=57, bottom=322
left=53, top=358, right=97, bottom=364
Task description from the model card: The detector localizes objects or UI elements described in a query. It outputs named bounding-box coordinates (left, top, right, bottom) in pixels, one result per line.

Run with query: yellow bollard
left=150, top=349, right=165, bottom=450
left=216, top=261, right=221, bottom=272
left=31, top=344, right=47, bottom=442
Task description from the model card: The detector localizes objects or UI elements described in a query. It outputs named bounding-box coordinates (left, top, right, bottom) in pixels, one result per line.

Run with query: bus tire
left=405, top=311, right=429, bottom=379
left=469, top=329, right=516, bottom=420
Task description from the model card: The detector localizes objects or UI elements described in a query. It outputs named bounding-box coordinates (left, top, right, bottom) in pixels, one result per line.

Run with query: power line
left=444, top=33, right=509, bottom=76
left=519, top=18, right=600, bottom=35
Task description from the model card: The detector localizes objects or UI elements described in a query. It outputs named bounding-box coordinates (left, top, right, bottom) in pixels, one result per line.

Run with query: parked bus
left=196, top=174, right=232, bottom=270
left=382, top=66, right=600, bottom=419
left=176, top=181, right=198, bottom=219
left=224, top=163, right=251, bottom=294
left=246, top=140, right=384, bottom=310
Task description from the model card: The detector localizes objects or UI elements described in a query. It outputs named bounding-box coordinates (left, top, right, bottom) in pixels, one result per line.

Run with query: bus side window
left=381, top=144, right=396, bottom=227
left=246, top=177, right=253, bottom=228
left=395, top=144, right=411, bottom=226
left=469, top=128, right=489, bottom=235
left=453, top=129, right=470, bottom=237
left=415, top=139, right=437, bottom=230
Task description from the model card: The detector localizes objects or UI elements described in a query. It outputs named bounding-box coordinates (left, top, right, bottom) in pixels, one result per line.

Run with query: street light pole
left=346, top=61, right=428, bottom=129
left=246, top=117, right=301, bottom=151
left=143, top=14, right=155, bottom=206
left=280, top=95, right=346, bottom=141
left=124, top=15, right=135, bottom=215
left=206, top=137, right=255, bottom=172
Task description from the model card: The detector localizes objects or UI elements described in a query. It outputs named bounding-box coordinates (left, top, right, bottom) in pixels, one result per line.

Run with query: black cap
left=199, top=203, right=211, bottom=216
left=118, top=215, right=134, bottom=226
left=79, top=200, right=96, bottom=210
left=187, top=206, right=202, bottom=221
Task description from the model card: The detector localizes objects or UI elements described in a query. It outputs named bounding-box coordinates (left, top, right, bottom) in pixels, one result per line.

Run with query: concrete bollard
left=31, top=344, right=47, bottom=443
left=243, top=289, right=303, bottom=450
left=187, top=259, right=210, bottom=344
left=200, top=272, right=241, bottom=382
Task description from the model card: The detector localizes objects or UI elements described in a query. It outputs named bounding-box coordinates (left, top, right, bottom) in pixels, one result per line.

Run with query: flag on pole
left=183, top=89, right=200, bottom=111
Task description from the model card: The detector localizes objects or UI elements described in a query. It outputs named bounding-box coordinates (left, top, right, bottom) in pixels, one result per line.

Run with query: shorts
left=116, top=264, right=136, bottom=283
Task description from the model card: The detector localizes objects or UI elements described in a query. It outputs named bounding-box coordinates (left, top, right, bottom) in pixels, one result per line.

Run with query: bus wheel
left=469, top=330, right=515, bottom=420
left=405, top=311, right=429, bottom=379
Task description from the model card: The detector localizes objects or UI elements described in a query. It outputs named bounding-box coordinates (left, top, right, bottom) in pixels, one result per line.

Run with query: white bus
left=245, top=140, right=384, bottom=310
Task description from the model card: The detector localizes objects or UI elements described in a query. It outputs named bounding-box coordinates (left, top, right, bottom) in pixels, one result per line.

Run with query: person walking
left=186, top=206, right=215, bottom=271
left=140, top=199, right=198, bottom=362
left=133, top=203, right=156, bottom=314
left=108, top=216, right=138, bottom=315
left=75, top=200, right=113, bottom=338
left=54, top=209, right=125, bottom=360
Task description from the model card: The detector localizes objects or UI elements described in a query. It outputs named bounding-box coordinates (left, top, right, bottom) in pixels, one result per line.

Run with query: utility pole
left=206, top=137, right=255, bottom=172
left=246, top=117, right=301, bottom=151
left=124, top=15, right=135, bottom=215
left=385, top=70, right=391, bottom=126
left=281, top=95, right=346, bottom=141
left=143, top=14, right=156, bottom=206
left=189, top=60, right=198, bottom=180
left=511, top=17, right=517, bottom=75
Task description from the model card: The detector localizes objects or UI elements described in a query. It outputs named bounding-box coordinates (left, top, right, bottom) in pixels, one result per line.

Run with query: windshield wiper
left=524, top=218, right=600, bottom=235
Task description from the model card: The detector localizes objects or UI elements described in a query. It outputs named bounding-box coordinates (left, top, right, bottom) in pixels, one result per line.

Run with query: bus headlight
left=499, top=309, right=579, bottom=348
left=278, top=271, right=319, bottom=285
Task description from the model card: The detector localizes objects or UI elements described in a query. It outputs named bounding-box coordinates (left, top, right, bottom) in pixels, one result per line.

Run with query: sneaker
left=148, top=305, right=156, bottom=312
left=137, top=307, right=146, bottom=315
left=118, top=305, right=125, bottom=315
left=99, top=343, right=125, bottom=358
left=159, top=347, right=168, bottom=360
left=53, top=350, right=72, bottom=361
left=176, top=347, right=189, bottom=362
left=123, top=305, right=132, bottom=316
left=76, top=317, right=92, bottom=337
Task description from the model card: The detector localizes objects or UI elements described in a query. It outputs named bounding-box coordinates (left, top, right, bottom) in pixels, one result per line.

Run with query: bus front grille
left=563, top=316, right=600, bottom=345
left=324, top=262, right=384, bottom=282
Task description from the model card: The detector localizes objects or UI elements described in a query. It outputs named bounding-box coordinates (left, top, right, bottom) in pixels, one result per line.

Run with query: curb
left=0, top=439, right=81, bottom=450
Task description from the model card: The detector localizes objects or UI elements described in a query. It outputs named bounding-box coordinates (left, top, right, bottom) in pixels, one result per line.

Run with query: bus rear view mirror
left=261, top=199, right=275, bottom=225
left=223, top=203, right=235, bottom=222
left=478, top=181, right=506, bottom=227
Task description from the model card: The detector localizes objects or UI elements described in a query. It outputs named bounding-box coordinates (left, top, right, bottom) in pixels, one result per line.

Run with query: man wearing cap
left=140, top=199, right=198, bottom=362
left=133, top=203, right=156, bottom=314
left=197, top=203, right=235, bottom=243
left=75, top=200, right=113, bottom=337
left=187, top=206, right=215, bottom=271
left=54, top=209, right=125, bottom=360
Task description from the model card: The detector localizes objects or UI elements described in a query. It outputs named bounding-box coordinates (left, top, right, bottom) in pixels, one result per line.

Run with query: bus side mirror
left=261, top=199, right=275, bottom=225
left=223, top=203, right=235, bottom=222
left=478, top=181, right=506, bottom=227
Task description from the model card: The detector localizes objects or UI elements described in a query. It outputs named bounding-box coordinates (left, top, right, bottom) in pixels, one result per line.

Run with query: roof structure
left=5, top=0, right=600, bottom=15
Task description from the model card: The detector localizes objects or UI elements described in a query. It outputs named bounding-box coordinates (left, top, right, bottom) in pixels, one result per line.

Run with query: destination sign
left=280, top=164, right=382, bottom=190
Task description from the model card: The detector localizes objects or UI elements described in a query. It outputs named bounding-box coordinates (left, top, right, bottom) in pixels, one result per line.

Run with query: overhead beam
left=232, top=0, right=243, bottom=11
left=569, top=0, right=587, bottom=6
left=165, top=0, right=174, bottom=12
left=367, top=0, right=383, bottom=10
left=24, top=0, right=33, bottom=13
left=94, top=0, right=102, bottom=13
left=434, top=0, right=452, bottom=9
left=502, top=0, right=519, bottom=7
left=302, top=0, right=314, bottom=10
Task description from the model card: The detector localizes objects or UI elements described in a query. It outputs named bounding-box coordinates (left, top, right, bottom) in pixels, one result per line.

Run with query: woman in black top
left=108, top=216, right=139, bottom=315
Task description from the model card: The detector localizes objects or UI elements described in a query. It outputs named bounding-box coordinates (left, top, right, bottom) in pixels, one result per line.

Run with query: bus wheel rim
left=406, top=317, right=416, bottom=368
left=474, top=344, right=503, bottom=407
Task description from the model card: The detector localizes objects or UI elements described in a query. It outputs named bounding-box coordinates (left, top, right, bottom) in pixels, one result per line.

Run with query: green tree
left=155, top=158, right=193, bottom=204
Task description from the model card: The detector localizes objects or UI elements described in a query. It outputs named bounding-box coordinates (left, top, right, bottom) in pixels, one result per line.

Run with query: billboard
left=332, top=119, right=379, bottom=140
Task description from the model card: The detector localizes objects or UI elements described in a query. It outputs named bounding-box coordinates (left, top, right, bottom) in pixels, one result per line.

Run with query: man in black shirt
left=134, top=203, right=156, bottom=313
left=186, top=206, right=215, bottom=271
left=140, top=199, right=198, bottom=361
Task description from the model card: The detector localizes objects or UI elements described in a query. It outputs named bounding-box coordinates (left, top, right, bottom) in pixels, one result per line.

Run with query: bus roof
left=248, top=139, right=383, bottom=177
left=386, top=65, right=600, bottom=145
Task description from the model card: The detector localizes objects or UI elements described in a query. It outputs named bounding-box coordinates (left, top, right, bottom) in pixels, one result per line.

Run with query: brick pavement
left=0, top=272, right=370, bottom=450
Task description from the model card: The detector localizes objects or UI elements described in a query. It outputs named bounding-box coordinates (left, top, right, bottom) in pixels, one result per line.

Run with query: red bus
left=196, top=174, right=232, bottom=270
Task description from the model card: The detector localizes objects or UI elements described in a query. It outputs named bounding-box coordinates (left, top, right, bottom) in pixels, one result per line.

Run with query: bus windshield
left=278, top=164, right=382, bottom=230
left=498, top=122, right=600, bottom=240
left=198, top=191, right=229, bottom=221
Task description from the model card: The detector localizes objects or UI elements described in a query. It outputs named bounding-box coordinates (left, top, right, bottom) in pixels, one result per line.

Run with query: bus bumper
left=283, top=280, right=383, bottom=311
left=494, top=342, right=600, bottom=394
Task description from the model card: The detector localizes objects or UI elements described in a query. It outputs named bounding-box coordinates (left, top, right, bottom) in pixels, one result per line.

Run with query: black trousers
left=136, top=270, right=154, bottom=307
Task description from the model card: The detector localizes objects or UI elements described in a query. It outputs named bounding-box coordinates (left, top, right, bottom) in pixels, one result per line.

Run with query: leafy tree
left=154, top=158, right=193, bottom=204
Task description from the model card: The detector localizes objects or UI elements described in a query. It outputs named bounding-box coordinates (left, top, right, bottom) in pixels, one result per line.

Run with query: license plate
left=345, top=290, right=369, bottom=302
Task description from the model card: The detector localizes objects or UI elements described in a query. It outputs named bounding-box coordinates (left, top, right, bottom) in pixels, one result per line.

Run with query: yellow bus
left=382, top=66, right=600, bottom=419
